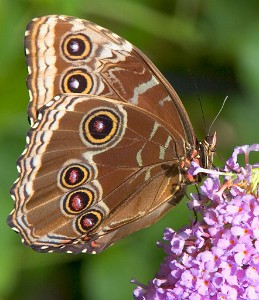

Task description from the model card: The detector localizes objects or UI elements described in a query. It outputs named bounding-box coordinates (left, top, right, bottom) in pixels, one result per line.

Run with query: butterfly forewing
left=25, top=15, right=195, bottom=146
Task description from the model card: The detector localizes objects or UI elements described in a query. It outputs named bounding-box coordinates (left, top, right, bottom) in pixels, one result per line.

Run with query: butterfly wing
left=8, top=94, right=187, bottom=253
left=25, top=15, right=195, bottom=148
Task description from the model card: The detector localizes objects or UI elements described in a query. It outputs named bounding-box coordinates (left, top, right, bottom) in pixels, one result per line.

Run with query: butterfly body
left=8, top=15, right=214, bottom=254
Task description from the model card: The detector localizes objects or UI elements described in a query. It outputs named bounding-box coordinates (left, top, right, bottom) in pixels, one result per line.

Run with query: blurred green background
left=1, top=0, right=259, bottom=299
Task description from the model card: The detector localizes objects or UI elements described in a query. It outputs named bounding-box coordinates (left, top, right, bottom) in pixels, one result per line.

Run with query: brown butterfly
left=7, top=15, right=215, bottom=254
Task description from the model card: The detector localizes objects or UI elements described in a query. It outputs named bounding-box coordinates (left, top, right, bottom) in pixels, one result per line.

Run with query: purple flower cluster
left=133, top=145, right=259, bottom=300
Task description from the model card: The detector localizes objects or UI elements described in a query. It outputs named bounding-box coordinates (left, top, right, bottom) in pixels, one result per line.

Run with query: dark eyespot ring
left=82, top=109, right=119, bottom=145
left=76, top=210, right=103, bottom=233
left=60, top=164, right=89, bottom=189
left=62, top=34, right=91, bottom=60
left=62, top=69, right=92, bottom=94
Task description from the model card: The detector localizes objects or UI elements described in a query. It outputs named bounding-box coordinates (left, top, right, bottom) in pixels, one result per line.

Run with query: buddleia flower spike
left=133, top=144, right=259, bottom=300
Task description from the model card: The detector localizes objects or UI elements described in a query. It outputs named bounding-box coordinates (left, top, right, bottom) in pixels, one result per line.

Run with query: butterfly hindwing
left=9, top=94, right=187, bottom=253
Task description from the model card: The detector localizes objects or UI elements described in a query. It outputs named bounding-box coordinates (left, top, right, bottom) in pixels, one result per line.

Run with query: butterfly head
left=199, top=131, right=216, bottom=169
left=180, top=132, right=216, bottom=185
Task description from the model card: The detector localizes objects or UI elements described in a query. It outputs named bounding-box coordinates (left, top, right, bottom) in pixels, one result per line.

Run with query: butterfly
left=7, top=15, right=215, bottom=254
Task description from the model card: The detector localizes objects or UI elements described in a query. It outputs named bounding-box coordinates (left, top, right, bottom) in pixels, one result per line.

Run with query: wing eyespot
left=60, top=164, right=89, bottom=189
left=62, top=33, right=91, bottom=60
left=82, top=109, right=119, bottom=145
left=76, top=210, right=103, bottom=233
left=62, top=69, right=93, bottom=94
left=63, top=188, right=94, bottom=214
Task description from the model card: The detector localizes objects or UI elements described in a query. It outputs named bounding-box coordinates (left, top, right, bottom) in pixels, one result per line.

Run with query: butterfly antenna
left=189, top=70, right=207, bottom=136
left=208, top=96, right=228, bottom=135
